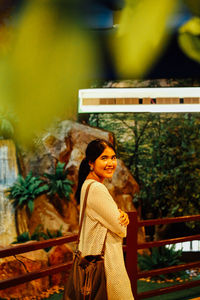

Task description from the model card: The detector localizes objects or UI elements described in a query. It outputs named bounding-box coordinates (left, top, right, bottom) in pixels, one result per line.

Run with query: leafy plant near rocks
left=13, top=224, right=63, bottom=251
left=138, top=245, right=189, bottom=280
left=8, top=172, right=49, bottom=213
left=7, top=161, right=74, bottom=223
left=43, top=161, right=73, bottom=200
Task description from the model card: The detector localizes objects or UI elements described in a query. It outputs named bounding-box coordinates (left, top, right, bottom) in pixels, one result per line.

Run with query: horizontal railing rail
left=0, top=234, right=77, bottom=258
left=138, top=214, right=200, bottom=227
left=1, top=212, right=200, bottom=299
left=0, top=261, right=73, bottom=290
left=138, top=234, right=200, bottom=249
left=0, top=234, right=77, bottom=290
left=138, top=279, right=200, bottom=299
left=137, top=261, right=200, bottom=279
left=126, top=211, right=200, bottom=300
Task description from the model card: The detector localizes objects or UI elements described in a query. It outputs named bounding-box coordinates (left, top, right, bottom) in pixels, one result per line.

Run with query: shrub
left=13, top=224, right=63, bottom=252
left=138, top=245, right=188, bottom=280
left=8, top=172, right=49, bottom=213
left=43, top=161, right=73, bottom=200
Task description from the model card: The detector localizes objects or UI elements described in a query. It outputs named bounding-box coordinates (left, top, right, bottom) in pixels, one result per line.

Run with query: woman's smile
left=105, top=168, right=114, bottom=173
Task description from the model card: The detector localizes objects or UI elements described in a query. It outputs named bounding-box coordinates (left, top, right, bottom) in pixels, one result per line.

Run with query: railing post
left=126, top=211, right=138, bottom=300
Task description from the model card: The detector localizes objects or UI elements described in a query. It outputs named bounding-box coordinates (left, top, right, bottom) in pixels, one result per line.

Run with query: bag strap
left=76, top=180, right=107, bottom=256
left=76, top=181, right=95, bottom=249
left=76, top=181, right=107, bottom=256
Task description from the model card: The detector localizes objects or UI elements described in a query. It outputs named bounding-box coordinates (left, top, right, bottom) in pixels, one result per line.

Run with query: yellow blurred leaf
left=179, top=16, right=200, bottom=35
left=178, top=17, right=200, bottom=63
left=110, top=0, right=177, bottom=78
left=2, top=1, right=100, bottom=145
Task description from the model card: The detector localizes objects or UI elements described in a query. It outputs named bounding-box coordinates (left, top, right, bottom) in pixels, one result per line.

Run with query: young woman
left=75, top=139, right=134, bottom=300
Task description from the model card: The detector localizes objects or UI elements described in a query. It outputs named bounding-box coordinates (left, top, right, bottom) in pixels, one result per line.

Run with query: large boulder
left=0, top=248, right=49, bottom=299
left=48, top=244, right=73, bottom=286
left=28, top=194, right=71, bottom=236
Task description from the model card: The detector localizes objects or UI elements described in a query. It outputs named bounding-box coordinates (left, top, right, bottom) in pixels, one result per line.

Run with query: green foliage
left=88, top=112, right=200, bottom=229
left=12, top=224, right=63, bottom=252
left=178, top=17, right=200, bottom=63
left=177, top=2, right=200, bottom=64
left=138, top=245, right=188, bottom=280
left=139, top=113, right=200, bottom=222
left=12, top=231, right=31, bottom=243
left=7, top=162, right=73, bottom=216
left=43, top=161, right=73, bottom=200
left=8, top=172, right=49, bottom=213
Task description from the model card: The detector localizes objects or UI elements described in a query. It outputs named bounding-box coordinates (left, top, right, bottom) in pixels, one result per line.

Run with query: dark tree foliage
left=89, top=112, right=200, bottom=229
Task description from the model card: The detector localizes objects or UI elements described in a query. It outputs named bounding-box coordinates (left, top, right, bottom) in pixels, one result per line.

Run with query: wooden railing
left=126, top=211, right=200, bottom=300
left=0, top=235, right=77, bottom=290
left=1, top=212, right=200, bottom=299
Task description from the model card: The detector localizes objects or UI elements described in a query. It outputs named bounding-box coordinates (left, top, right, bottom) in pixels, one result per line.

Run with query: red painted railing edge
left=137, top=261, right=200, bottom=278
left=126, top=211, right=138, bottom=299
left=0, top=234, right=77, bottom=258
left=1, top=210, right=200, bottom=299
left=137, top=278, right=200, bottom=299
left=138, top=214, right=200, bottom=227
left=127, top=211, right=200, bottom=299
left=138, top=234, right=200, bottom=249
left=0, top=260, right=73, bottom=290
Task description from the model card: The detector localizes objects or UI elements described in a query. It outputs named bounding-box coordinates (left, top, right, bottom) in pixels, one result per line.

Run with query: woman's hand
left=118, top=209, right=129, bottom=227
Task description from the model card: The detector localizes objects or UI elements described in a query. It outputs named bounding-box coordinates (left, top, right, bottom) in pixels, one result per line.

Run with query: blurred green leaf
left=110, top=0, right=177, bottom=77
left=1, top=0, right=99, bottom=146
left=178, top=17, right=200, bottom=63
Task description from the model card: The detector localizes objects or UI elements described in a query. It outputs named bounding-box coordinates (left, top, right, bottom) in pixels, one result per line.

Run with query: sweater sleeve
left=86, top=182, right=127, bottom=238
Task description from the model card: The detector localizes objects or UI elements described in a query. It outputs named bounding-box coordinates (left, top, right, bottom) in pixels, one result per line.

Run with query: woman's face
left=89, top=146, right=117, bottom=182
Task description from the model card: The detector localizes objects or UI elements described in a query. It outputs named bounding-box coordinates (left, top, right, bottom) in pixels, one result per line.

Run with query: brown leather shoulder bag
left=63, top=181, right=108, bottom=300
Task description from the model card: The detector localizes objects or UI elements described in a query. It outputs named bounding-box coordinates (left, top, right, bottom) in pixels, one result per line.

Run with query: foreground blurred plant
left=0, top=0, right=199, bottom=147
left=0, top=0, right=100, bottom=145
left=178, top=0, right=200, bottom=63
left=178, top=16, right=200, bottom=63
left=110, top=0, right=177, bottom=77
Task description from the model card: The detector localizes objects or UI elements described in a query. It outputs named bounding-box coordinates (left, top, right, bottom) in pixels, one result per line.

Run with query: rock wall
left=0, top=243, right=73, bottom=299
left=0, top=248, right=49, bottom=299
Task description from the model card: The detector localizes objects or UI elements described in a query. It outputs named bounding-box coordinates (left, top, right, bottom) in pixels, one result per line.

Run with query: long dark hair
left=75, top=139, right=116, bottom=204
